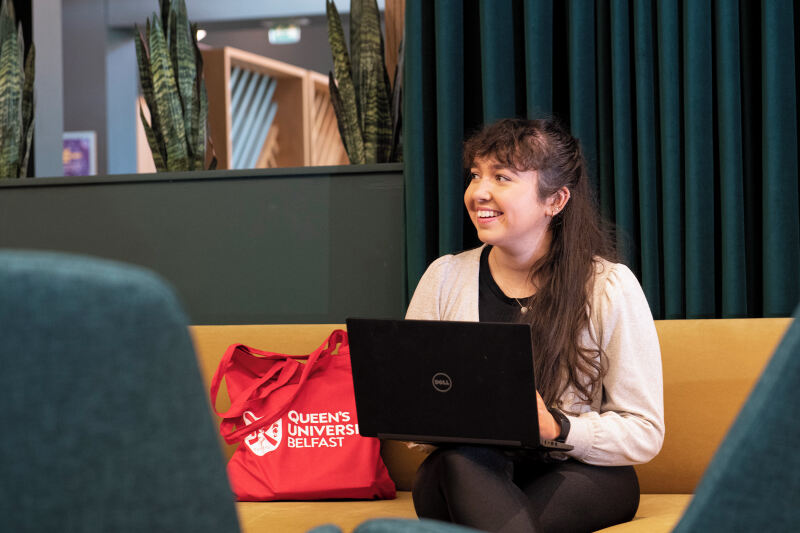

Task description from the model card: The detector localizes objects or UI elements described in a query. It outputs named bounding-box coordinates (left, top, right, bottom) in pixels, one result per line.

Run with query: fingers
left=535, top=390, right=558, bottom=440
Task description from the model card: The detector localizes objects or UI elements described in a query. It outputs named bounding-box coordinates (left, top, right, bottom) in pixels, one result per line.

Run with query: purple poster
left=63, top=131, right=96, bottom=176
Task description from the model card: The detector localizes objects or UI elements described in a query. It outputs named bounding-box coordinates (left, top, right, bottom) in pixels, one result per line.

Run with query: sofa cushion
left=351, top=518, right=484, bottom=532
left=237, top=492, right=418, bottom=532
left=191, top=319, right=792, bottom=494
left=633, top=318, right=790, bottom=493
left=234, top=492, right=692, bottom=533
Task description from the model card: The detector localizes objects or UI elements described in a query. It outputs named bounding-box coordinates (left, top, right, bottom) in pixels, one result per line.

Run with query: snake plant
left=0, top=0, right=34, bottom=179
left=326, top=0, right=401, bottom=164
left=135, top=0, right=214, bottom=172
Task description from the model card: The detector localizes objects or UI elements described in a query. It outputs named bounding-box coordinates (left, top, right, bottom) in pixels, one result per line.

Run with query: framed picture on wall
left=63, top=131, right=97, bottom=176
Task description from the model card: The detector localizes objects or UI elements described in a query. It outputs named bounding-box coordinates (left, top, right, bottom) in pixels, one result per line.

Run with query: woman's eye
left=469, top=173, right=479, bottom=180
left=495, top=175, right=510, bottom=182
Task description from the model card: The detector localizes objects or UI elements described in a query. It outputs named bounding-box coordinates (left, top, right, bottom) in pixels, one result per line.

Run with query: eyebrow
left=470, top=162, right=516, bottom=172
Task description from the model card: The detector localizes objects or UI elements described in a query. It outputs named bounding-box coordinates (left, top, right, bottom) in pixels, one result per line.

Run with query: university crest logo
left=242, top=410, right=282, bottom=456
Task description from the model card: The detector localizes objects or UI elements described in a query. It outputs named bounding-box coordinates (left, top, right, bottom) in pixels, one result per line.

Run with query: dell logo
left=432, top=372, right=453, bottom=392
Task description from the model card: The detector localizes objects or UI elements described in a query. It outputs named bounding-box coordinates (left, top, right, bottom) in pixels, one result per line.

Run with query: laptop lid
left=346, top=318, right=572, bottom=451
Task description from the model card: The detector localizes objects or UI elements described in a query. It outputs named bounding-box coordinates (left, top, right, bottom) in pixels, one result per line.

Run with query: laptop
left=345, top=318, right=573, bottom=451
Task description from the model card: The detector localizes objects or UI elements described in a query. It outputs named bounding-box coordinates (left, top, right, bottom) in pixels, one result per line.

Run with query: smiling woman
left=405, top=118, right=664, bottom=532
left=464, top=159, right=566, bottom=272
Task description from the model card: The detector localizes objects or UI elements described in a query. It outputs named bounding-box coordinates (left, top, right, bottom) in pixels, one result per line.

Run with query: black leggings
left=413, top=446, right=640, bottom=533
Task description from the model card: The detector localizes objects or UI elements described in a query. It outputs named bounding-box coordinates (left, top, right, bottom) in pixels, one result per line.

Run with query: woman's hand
left=536, top=390, right=560, bottom=440
left=405, top=441, right=437, bottom=454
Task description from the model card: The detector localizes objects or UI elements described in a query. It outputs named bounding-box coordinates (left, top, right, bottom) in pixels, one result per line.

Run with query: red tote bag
left=210, top=329, right=396, bottom=501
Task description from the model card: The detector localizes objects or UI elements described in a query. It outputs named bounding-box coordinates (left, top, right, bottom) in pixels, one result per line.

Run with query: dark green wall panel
left=0, top=165, right=406, bottom=324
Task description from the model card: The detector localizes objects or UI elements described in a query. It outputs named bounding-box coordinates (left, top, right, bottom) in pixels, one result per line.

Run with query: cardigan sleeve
left=563, top=263, right=665, bottom=466
left=405, top=254, right=453, bottom=320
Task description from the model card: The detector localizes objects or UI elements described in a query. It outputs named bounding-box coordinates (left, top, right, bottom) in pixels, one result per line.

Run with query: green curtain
left=403, top=0, right=800, bottom=319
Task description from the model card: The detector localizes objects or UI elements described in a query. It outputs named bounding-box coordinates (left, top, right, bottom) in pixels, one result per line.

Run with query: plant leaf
left=19, top=110, right=32, bottom=177
left=134, top=24, right=167, bottom=163
left=191, top=20, right=209, bottom=169
left=326, top=0, right=363, bottom=163
left=189, top=80, right=207, bottom=171
left=160, top=0, right=172, bottom=44
left=350, top=0, right=362, bottom=100
left=0, top=2, right=21, bottom=178
left=174, top=1, right=196, bottom=160
left=19, top=42, right=33, bottom=175
left=329, top=72, right=364, bottom=164
left=356, top=0, right=392, bottom=162
left=168, top=2, right=178, bottom=92
left=140, top=104, right=166, bottom=171
left=145, top=19, right=167, bottom=148
left=0, top=0, right=11, bottom=44
left=360, top=63, right=379, bottom=164
left=390, top=36, right=403, bottom=162
left=134, top=27, right=155, bottom=121
left=327, top=0, right=361, bottom=125
left=149, top=14, right=188, bottom=171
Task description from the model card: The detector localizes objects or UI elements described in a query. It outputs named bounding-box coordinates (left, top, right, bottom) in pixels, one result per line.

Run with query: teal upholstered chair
left=673, top=304, right=800, bottom=532
left=0, top=251, right=239, bottom=532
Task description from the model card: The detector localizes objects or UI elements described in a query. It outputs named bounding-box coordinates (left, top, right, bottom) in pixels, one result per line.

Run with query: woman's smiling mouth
left=477, top=209, right=503, bottom=222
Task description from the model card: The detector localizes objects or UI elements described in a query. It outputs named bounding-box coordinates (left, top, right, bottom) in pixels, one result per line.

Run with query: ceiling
left=106, top=0, right=384, bottom=28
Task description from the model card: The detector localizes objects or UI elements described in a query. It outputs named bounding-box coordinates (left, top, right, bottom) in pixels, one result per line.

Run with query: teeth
left=478, top=210, right=501, bottom=218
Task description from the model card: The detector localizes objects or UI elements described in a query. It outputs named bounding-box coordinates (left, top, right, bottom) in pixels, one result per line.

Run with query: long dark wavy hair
left=464, top=118, right=618, bottom=408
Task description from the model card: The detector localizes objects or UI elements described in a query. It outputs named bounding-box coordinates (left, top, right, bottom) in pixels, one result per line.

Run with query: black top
left=478, top=246, right=534, bottom=323
left=478, top=247, right=572, bottom=442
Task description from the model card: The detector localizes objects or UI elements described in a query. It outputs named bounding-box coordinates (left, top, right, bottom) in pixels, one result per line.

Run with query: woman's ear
left=549, top=187, right=571, bottom=216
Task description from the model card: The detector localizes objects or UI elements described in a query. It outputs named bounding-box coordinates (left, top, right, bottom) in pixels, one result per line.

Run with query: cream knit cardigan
left=406, top=246, right=665, bottom=466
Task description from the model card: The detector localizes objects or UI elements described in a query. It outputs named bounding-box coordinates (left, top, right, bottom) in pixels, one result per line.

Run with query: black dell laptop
left=345, top=318, right=573, bottom=451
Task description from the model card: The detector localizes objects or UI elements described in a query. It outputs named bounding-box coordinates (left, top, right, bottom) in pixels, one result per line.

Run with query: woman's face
left=464, top=156, right=558, bottom=255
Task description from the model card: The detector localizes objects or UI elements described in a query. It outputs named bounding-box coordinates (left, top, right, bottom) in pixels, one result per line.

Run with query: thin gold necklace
left=489, top=250, right=532, bottom=314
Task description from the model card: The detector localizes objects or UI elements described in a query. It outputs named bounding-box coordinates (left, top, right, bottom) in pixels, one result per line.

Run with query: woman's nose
left=470, top=178, right=492, bottom=200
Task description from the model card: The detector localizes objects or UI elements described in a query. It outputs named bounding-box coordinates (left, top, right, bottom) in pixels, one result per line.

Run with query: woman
left=406, top=118, right=664, bottom=532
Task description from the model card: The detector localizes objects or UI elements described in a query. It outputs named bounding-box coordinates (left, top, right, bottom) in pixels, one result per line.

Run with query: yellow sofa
left=190, top=318, right=792, bottom=533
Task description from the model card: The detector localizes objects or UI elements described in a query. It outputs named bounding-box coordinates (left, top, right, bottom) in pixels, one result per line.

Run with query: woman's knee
left=415, top=446, right=510, bottom=488
left=412, top=448, right=451, bottom=520
left=436, top=446, right=510, bottom=474
left=529, top=462, right=640, bottom=532
left=413, top=446, right=514, bottom=502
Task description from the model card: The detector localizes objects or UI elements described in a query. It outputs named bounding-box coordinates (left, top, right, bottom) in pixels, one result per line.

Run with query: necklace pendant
left=520, top=306, right=528, bottom=314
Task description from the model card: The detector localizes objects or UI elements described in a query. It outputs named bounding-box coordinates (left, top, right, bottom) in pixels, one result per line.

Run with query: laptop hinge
left=378, top=434, right=522, bottom=447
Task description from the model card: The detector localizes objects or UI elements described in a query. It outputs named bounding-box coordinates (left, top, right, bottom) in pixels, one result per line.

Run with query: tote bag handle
left=210, top=329, right=346, bottom=417
left=211, top=329, right=347, bottom=444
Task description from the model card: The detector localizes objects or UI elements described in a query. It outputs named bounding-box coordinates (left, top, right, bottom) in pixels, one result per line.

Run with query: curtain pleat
left=596, top=2, right=616, bottom=220
left=610, top=0, right=638, bottom=272
left=524, top=0, right=554, bottom=115
left=633, top=0, right=662, bottom=317
left=403, top=0, right=438, bottom=299
left=656, top=0, right=684, bottom=318
left=403, top=0, right=800, bottom=318
left=568, top=1, right=599, bottom=193
left=715, top=0, right=748, bottom=317
left=762, top=0, right=800, bottom=317
left=683, top=0, right=716, bottom=318
left=739, top=0, right=763, bottom=318
left=479, top=0, right=518, bottom=121
left=435, top=0, right=465, bottom=257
